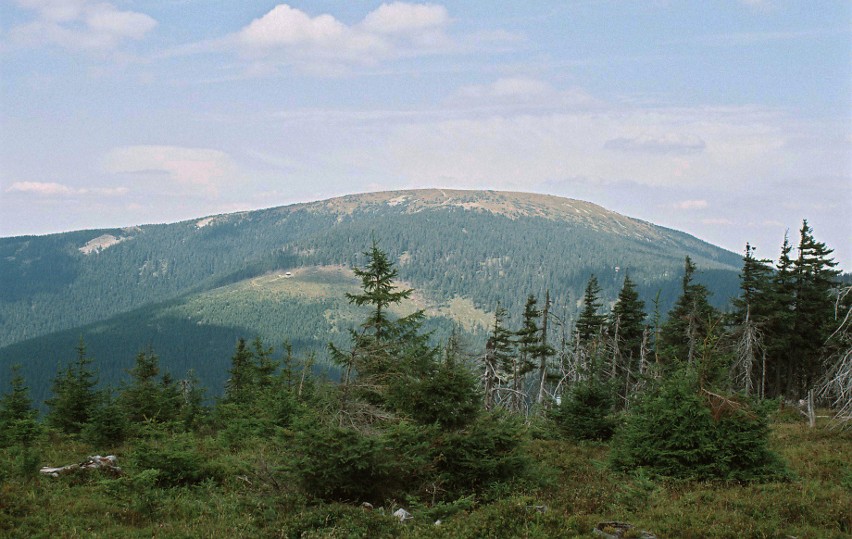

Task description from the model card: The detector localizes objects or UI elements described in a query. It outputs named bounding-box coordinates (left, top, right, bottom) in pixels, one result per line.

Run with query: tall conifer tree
left=576, top=275, right=606, bottom=346
left=609, top=274, right=646, bottom=368
left=790, top=220, right=841, bottom=396
left=46, top=338, right=99, bottom=434
left=483, top=304, right=514, bottom=411
left=659, top=257, right=718, bottom=365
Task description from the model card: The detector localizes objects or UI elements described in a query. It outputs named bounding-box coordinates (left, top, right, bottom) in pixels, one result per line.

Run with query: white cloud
left=320, top=84, right=830, bottom=193
left=701, top=218, right=735, bottom=225
left=450, top=78, right=601, bottom=112
left=10, top=0, right=156, bottom=50
left=101, top=145, right=238, bottom=195
left=674, top=199, right=709, bottom=210
left=239, top=5, right=348, bottom=48
left=458, top=77, right=554, bottom=100
left=360, top=2, right=449, bottom=35
left=227, top=3, right=457, bottom=72
left=6, top=181, right=74, bottom=195
left=604, top=133, right=706, bottom=155
left=4, top=181, right=128, bottom=197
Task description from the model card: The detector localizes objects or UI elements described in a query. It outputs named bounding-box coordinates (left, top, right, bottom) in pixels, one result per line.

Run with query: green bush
left=292, top=419, right=394, bottom=503
left=81, top=392, right=128, bottom=449
left=610, top=367, right=788, bottom=481
left=130, top=433, right=221, bottom=487
left=551, top=378, right=616, bottom=441
left=395, top=356, right=481, bottom=430
left=434, top=411, right=530, bottom=499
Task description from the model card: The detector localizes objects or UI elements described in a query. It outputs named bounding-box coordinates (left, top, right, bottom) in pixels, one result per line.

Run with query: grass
left=1, top=419, right=849, bottom=538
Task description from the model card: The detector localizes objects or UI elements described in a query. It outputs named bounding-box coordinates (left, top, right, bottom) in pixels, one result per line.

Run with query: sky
left=1, top=1, right=850, bottom=269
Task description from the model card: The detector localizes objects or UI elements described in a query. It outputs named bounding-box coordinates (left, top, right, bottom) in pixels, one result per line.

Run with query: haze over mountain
left=0, top=189, right=742, bottom=400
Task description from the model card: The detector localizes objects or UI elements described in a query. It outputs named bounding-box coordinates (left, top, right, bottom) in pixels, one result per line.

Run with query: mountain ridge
left=1, top=189, right=744, bottom=398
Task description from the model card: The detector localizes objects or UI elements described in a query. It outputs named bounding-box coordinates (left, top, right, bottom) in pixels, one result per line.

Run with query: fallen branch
left=40, top=455, right=122, bottom=477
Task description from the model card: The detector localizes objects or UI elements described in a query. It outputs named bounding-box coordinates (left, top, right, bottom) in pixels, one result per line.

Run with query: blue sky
left=1, top=1, right=850, bottom=268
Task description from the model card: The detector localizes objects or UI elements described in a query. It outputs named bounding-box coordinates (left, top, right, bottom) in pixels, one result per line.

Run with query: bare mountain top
left=279, top=189, right=668, bottom=243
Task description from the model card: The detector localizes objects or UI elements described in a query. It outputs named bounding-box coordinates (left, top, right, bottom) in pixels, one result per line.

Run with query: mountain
left=0, top=189, right=743, bottom=401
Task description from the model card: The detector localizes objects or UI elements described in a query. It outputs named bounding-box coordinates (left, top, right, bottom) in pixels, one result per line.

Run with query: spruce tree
left=513, top=295, right=542, bottom=412
left=658, top=257, right=719, bottom=365
left=576, top=275, right=606, bottom=346
left=46, top=338, right=100, bottom=434
left=330, top=242, right=438, bottom=422
left=609, top=274, right=647, bottom=374
left=119, top=348, right=166, bottom=424
left=731, top=243, right=774, bottom=326
left=346, top=240, right=413, bottom=343
left=0, top=365, right=39, bottom=446
left=763, top=233, right=797, bottom=397
left=483, top=303, right=514, bottom=411
left=404, top=331, right=481, bottom=430
left=82, top=390, right=128, bottom=447
left=252, top=336, right=277, bottom=389
left=610, top=366, right=787, bottom=481
left=729, top=243, right=773, bottom=396
left=790, top=220, right=841, bottom=396
left=224, top=337, right=255, bottom=405
left=609, top=274, right=647, bottom=403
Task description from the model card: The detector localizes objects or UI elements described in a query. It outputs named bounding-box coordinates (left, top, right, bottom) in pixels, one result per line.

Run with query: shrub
left=394, top=355, right=481, bottom=430
left=81, top=392, right=128, bottom=448
left=610, top=367, right=787, bottom=481
left=130, top=433, right=220, bottom=487
left=291, top=419, right=394, bottom=503
left=434, top=411, right=530, bottom=499
left=551, top=378, right=616, bottom=441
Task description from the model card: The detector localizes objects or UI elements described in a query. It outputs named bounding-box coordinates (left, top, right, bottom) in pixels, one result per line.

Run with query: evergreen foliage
left=762, top=233, right=798, bottom=397
left=433, top=411, right=530, bottom=498
left=727, top=243, right=773, bottom=396
left=789, top=220, right=841, bottom=396
left=0, top=365, right=40, bottom=447
left=551, top=376, right=616, bottom=441
left=402, top=336, right=481, bottom=430
left=576, top=275, right=606, bottom=346
left=118, top=348, right=179, bottom=425
left=608, top=274, right=648, bottom=402
left=223, top=337, right=256, bottom=405
left=730, top=243, right=774, bottom=326
left=610, top=367, right=787, bottom=481
left=331, top=242, right=439, bottom=419
left=483, top=304, right=515, bottom=411
left=82, top=390, right=128, bottom=448
left=610, top=275, right=647, bottom=365
left=513, top=295, right=543, bottom=412
left=658, top=257, right=720, bottom=365
left=346, top=240, right=414, bottom=343
left=292, top=417, right=397, bottom=503
left=750, top=223, right=842, bottom=399
left=45, top=338, right=99, bottom=434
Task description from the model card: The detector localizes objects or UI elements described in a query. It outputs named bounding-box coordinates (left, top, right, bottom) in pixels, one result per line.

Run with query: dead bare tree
left=818, top=286, right=851, bottom=429
left=731, top=307, right=766, bottom=397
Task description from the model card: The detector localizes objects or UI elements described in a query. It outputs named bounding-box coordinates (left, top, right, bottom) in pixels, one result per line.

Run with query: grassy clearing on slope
left=175, top=265, right=492, bottom=335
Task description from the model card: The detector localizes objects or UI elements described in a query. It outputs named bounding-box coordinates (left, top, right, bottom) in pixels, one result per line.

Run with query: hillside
left=0, top=189, right=742, bottom=396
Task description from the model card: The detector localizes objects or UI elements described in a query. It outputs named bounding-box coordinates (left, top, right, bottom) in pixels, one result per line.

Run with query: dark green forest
left=0, top=220, right=849, bottom=537
left=0, top=190, right=744, bottom=400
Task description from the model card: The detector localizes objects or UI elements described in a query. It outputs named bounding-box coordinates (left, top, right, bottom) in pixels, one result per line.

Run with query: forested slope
left=0, top=189, right=742, bottom=396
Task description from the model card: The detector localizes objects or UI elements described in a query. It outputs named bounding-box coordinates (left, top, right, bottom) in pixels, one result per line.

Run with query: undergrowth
left=0, top=419, right=848, bottom=538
